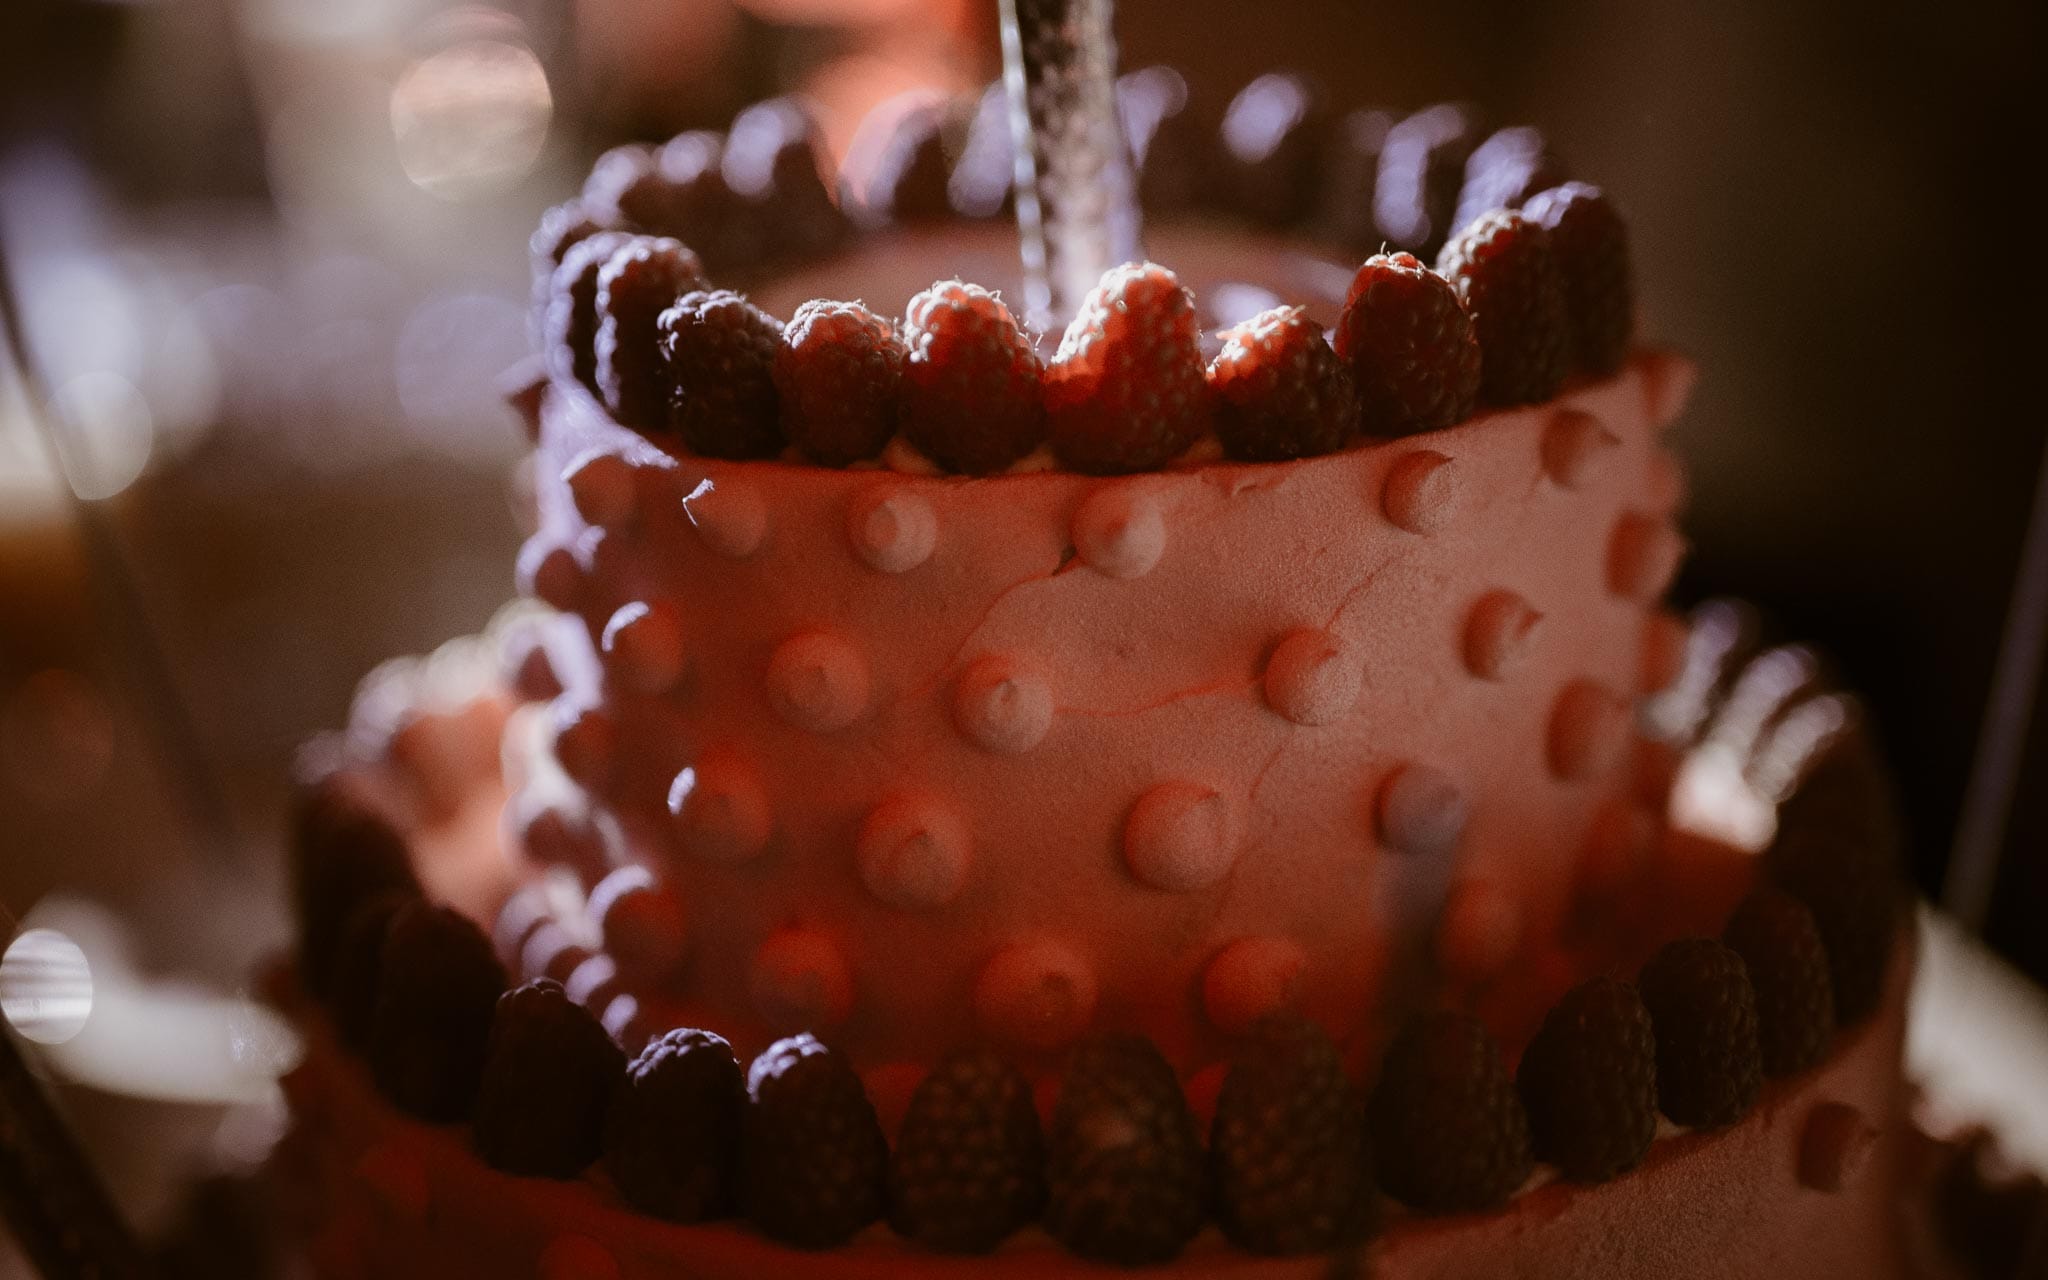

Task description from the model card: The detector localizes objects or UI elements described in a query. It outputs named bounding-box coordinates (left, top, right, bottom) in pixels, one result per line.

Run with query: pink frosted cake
left=274, top=75, right=1921, bottom=1278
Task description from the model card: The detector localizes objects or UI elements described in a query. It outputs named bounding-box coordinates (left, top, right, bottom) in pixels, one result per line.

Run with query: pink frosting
left=512, top=320, right=1696, bottom=1071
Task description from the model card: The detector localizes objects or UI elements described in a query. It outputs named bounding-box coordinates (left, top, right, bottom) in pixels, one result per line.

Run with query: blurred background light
left=389, top=32, right=552, bottom=201
left=1, top=926, right=95, bottom=1045
left=394, top=290, right=526, bottom=459
left=50, top=369, right=153, bottom=499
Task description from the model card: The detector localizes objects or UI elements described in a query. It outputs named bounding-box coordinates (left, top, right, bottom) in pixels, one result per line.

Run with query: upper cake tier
left=509, top=223, right=1697, bottom=1073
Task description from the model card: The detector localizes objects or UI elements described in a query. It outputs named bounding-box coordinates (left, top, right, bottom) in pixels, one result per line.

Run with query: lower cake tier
left=276, top=940, right=1915, bottom=1280
left=286, top=607, right=1921, bottom=1275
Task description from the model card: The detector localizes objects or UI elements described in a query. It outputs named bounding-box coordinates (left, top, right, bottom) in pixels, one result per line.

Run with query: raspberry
left=888, top=1048, right=1045, bottom=1254
left=724, top=98, right=848, bottom=261
left=950, top=83, right=1014, bottom=220
left=855, top=98, right=958, bottom=225
left=1208, top=306, right=1359, bottom=462
left=581, top=144, right=656, bottom=224
left=1374, top=103, right=1482, bottom=258
left=1437, top=209, right=1571, bottom=407
left=544, top=230, right=635, bottom=392
left=619, top=132, right=736, bottom=248
left=1121, top=67, right=1213, bottom=216
left=1523, top=183, right=1635, bottom=376
left=1764, top=822, right=1900, bottom=1025
left=1311, top=107, right=1395, bottom=251
left=1367, top=1010, right=1532, bottom=1213
left=1515, top=975, right=1657, bottom=1182
left=288, top=779, right=421, bottom=1005
left=773, top=300, right=905, bottom=465
left=605, top=1028, right=745, bottom=1221
left=1220, top=73, right=1329, bottom=228
left=368, top=902, right=505, bottom=1122
left=656, top=289, right=785, bottom=459
left=473, top=980, right=625, bottom=1178
left=1776, top=733, right=1905, bottom=863
left=1047, top=262, right=1210, bottom=474
left=329, top=889, right=416, bottom=1051
left=1451, top=126, right=1569, bottom=239
left=1209, top=1013, right=1377, bottom=1255
left=530, top=199, right=604, bottom=285
left=1722, top=887, right=1836, bottom=1076
left=595, top=236, right=709, bottom=430
left=1333, top=252, right=1481, bottom=437
left=741, top=1034, right=888, bottom=1249
left=1044, top=1033, right=1205, bottom=1265
left=1638, top=939, right=1763, bottom=1128
left=899, top=280, right=1046, bottom=474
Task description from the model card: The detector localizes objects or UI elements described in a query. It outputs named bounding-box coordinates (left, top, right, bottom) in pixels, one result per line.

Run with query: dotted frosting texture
left=515, top=352, right=1692, bottom=1068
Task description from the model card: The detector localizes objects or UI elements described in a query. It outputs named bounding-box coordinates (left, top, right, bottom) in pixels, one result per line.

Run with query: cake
left=271, top=69, right=1922, bottom=1279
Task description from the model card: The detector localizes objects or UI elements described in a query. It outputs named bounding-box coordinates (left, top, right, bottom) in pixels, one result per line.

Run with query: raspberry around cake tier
left=512, top=221, right=1696, bottom=1074
left=279, top=947, right=1915, bottom=1280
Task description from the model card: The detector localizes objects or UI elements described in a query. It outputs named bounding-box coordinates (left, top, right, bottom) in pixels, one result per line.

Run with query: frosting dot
left=354, top=1142, right=430, bottom=1223
left=766, top=631, right=870, bottom=733
left=974, top=940, right=1097, bottom=1050
left=1463, top=590, right=1544, bottom=681
left=1640, top=610, right=1690, bottom=694
left=847, top=485, right=938, bottom=573
left=1548, top=680, right=1630, bottom=782
left=1376, top=764, right=1469, bottom=858
left=1124, top=780, right=1240, bottom=892
left=1641, top=350, right=1698, bottom=429
left=1798, top=1102, right=1877, bottom=1193
left=954, top=654, right=1054, bottom=754
left=750, top=928, right=854, bottom=1031
left=1202, top=936, right=1309, bottom=1035
left=516, top=537, right=582, bottom=611
left=681, top=475, right=767, bottom=559
left=667, top=750, right=771, bottom=864
left=857, top=793, right=971, bottom=910
left=1540, top=408, right=1620, bottom=489
left=564, top=449, right=637, bottom=528
left=1438, top=879, right=1521, bottom=982
left=1263, top=627, right=1361, bottom=726
left=588, top=864, right=688, bottom=981
left=1607, top=512, right=1687, bottom=602
left=600, top=600, right=687, bottom=694
left=549, top=701, right=617, bottom=790
left=538, top=1234, right=622, bottom=1280
left=1073, top=484, right=1166, bottom=578
left=1381, top=450, right=1461, bottom=535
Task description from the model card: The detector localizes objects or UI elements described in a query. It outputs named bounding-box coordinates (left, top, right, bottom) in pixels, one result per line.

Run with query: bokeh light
left=389, top=35, right=552, bottom=201
left=0, top=927, right=94, bottom=1046
left=48, top=370, right=153, bottom=499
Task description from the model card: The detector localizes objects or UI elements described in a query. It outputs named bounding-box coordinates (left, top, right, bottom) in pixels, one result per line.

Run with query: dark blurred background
left=0, top=0, right=2044, bottom=1269
left=0, top=0, right=2041, bottom=1003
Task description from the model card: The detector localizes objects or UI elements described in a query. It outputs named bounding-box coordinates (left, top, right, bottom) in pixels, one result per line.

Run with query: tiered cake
left=275, top=70, right=1915, bottom=1279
